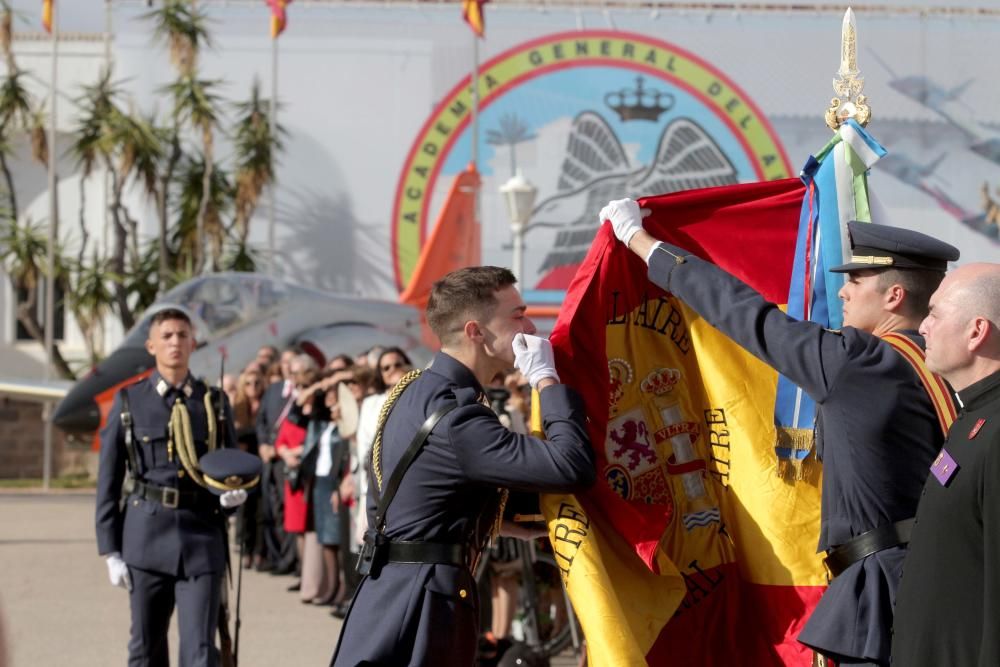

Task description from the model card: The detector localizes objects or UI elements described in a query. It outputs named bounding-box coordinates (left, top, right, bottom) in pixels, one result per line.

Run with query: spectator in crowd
left=256, top=344, right=279, bottom=370
left=276, top=352, right=320, bottom=594
left=233, top=366, right=266, bottom=568
left=222, top=373, right=239, bottom=408
left=256, top=346, right=302, bottom=574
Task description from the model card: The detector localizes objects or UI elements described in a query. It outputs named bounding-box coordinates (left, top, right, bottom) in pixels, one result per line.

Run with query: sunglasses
left=381, top=361, right=406, bottom=373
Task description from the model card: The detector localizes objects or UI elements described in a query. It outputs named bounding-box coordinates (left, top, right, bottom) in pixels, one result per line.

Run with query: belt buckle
left=162, top=487, right=179, bottom=508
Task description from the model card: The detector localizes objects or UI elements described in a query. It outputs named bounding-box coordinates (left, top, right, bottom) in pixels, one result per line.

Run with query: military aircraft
left=49, top=272, right=426, bottom=434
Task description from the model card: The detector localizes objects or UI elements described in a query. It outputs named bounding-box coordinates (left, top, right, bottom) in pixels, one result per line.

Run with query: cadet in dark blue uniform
left=95, top=308, right=247, bottom=667
left=602, top=199, right=959, bottom=667
left=331, top=266, right=595, bottom=667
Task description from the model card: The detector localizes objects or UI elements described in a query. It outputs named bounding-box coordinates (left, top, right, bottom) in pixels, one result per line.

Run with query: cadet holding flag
left=95, top=307, right=258, bottom=667
left=603, top=199, right=958, bottom=666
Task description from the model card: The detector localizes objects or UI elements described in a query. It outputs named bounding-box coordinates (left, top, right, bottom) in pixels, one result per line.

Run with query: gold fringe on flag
left=775, top=426, right=815, bottom=481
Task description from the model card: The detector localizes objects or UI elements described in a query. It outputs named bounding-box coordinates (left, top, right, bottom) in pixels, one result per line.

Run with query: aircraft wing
left=0, top=378, right=72, bottom=403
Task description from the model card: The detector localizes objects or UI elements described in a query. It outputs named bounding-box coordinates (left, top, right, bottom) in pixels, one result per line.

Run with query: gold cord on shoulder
left=167, top=389, right=220, bottom=490
left=371, top=369, right=423, bottom=493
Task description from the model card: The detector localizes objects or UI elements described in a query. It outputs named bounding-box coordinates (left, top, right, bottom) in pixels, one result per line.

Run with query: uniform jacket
left=95, top=371, right=237, bottom=577
left=649, top=245, right=944, bottom=664
left=332, top=352, right=595, bottom=667
left=891, top=370, right=1000, bottom=667
left=255, top=379, right=293, bottom=447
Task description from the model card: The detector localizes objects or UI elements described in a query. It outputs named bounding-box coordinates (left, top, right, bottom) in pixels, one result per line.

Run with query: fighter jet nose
left=52, top=395, right=101, bottom=433
left=53, top=347, right=155, bottom=435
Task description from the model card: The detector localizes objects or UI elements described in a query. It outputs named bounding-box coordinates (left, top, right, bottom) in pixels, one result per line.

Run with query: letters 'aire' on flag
left=542, top=178, right=828, bottom=665
left=461, top=0, right=487, bottom=38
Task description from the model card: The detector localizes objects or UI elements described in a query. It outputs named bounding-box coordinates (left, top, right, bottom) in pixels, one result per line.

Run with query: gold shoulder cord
left=371, top=369, right=422, bottom=493
left=167, top=389, right=219, bottom=489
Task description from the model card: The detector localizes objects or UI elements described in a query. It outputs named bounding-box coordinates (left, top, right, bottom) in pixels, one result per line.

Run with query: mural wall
left=100, top=4, right=1000, bottom=303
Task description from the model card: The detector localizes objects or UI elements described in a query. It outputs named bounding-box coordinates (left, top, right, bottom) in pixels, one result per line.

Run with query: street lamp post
left=499, top=169, right=537, bottom=284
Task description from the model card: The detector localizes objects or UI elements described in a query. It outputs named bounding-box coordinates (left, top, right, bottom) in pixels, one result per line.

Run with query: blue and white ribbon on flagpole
left=774, top=119, right=887, bottom=478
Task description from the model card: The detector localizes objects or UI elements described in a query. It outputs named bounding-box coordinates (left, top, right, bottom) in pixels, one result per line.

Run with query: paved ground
left=0, top=491, right=582, bottom=666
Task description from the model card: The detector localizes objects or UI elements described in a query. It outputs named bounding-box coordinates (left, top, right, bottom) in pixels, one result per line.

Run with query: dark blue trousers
left=127, top=566, right=222, bottom=667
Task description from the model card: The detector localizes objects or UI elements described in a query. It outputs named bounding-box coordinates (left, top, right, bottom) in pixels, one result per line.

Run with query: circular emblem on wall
left=392, top=30, right=791, bottom=293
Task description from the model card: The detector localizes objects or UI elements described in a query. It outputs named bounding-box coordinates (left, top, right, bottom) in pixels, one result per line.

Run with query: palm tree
left=486, top=113, right=536, bottom=177
left=0, top=214, right=74, bottom=378
left=232, top=80, right=282, bottom=244
left=145, top=0, right=211, bottom=78
left=164, top=75, right=222, bottom=274
left=72, top=70, right=165, bottom=331
left=172, top=152, right=232, bottom=271
left=65, top=250, right=118, bottom=366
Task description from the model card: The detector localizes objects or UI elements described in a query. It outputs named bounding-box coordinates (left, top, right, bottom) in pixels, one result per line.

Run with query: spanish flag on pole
left=42, top=0, right=53, bottom=33
left=462, top=0, right=487, bottom=38
left=267, top=0, right=291, bottom=39
left=543, top=178, right=828, bottom=664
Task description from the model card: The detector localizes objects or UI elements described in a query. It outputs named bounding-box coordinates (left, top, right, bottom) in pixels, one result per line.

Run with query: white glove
left=599, top=198, right=651, bottom=246
left=106, top=552, right=132, bottom=592
left=512, top=333, right=560, bottom=388
left=220, top=489, right=248, bottom=509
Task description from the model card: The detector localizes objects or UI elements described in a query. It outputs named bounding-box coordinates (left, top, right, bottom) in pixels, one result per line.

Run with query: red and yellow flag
left=462, top=0, right=487, bottom=38
left=543, top=178, right=829, bottom=664
left=41, top=0, right=53, bottom=33
left=267, top=0, right=291, bottom=39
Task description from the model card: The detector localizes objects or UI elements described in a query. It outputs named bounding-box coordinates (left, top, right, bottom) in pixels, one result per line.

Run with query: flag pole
left=42, top=0, right=60, bottom=491
left=470, top=30, right=479, bottom=170
left=267, top=34, right=278, bottom=276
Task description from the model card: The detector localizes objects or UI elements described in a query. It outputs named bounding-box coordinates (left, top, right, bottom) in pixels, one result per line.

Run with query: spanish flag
left=267, top=0, right=291, bottom=39
left=462, top=0, right=487, bottom=38
left=41, top=0, right=53, bottom=33
left=543, top=178, right=828, bottom=664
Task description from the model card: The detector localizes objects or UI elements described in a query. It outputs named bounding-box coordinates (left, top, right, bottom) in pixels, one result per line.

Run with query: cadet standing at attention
left=602, top=199, right=958, bottom=667
left=331, top=266, right=595, bottom=667
left=95, top=308, right=251, bottom=666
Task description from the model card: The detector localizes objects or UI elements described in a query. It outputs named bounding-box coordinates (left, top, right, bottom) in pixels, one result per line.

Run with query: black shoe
left=254, top=561, right=274, bottom=573
left=270, top=563, right=295, bottom=576
left=330, top=603, right=349, bottom=619
left=287, top=581, right=301, bottom=592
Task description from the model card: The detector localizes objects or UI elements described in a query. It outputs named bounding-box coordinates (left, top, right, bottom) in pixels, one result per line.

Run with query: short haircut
left=150, top=308, right=192, bottom=329
left=875, top=268, right=945, bottom=320
left=426, top=266, right=517, bottom=346
left=956, top=271, right=1000, bottom=327
left=292, top=352, right=319, bottom=373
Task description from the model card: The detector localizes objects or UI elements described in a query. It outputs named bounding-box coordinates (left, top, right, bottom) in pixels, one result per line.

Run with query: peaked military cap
left=198, top=449, right=262, bottom=494
left=830, top=221, right=960, bottom=273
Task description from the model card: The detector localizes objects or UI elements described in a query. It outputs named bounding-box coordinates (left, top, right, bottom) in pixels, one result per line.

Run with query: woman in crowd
left=232, top=366, right=266, bottom=567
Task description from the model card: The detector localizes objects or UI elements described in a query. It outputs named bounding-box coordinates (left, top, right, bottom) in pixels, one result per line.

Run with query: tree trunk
left=0, top=149, right=19, bottom=220
left=76, top=174, right=89, bottom=267
left=16, top=288, right=75, bottom=380
left=194, top=126, right=214, bottom=274
left=105, top=156, right=134, bottom=331
left=157, top=131, right=181, bottom=294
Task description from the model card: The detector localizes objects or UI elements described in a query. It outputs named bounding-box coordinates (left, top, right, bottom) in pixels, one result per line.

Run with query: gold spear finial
left=825, top=7, right=871, bottom=130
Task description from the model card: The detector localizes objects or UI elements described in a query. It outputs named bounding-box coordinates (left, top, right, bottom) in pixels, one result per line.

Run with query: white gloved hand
left=599, top=198, right=652, bottom=246
left=106, top=552, right=132, bottom=592
left=219, top=489, right=248, bottom=509
left=512, top=333, right=560, bottom=388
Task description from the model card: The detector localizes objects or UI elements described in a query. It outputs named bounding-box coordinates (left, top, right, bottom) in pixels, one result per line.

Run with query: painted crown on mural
left=604, top=76, right=674, bottom=122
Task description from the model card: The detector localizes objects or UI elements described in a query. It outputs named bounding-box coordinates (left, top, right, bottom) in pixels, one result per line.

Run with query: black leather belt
left=386, top=541, right=466, bottom=567
left=131, top=479, right=211, bottom=510
left=824, top=518, right=915, bottom=577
